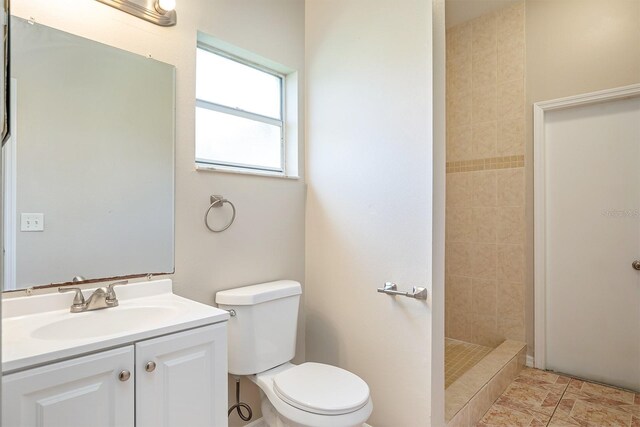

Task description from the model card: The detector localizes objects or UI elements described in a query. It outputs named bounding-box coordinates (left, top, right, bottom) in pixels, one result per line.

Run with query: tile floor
left=476, top=367, right=640, bottom=426
left=445, top=338, right=494, bottom=388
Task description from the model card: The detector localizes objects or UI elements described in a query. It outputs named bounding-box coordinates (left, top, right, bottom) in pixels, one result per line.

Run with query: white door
left=135, top=324, right=228, bottom=427
left=2, top=346, right=134, bottom=427
left=542, top=94, right=640, bottom=391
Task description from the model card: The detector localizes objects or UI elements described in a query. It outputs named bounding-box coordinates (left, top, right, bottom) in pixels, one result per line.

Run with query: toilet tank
left=215, top=280, right=302, bottom=376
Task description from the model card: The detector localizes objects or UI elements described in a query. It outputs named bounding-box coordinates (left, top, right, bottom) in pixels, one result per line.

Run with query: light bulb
left=155, top=0, right=176, bottom=13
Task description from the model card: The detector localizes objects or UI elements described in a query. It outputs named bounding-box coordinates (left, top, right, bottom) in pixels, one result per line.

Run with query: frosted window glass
left=195, top=107, right=282, bottom=170
left=196, top=48, right=281, bottom=119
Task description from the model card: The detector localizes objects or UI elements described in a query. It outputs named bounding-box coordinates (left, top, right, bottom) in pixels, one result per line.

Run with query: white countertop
left=2, top=279, right=229, bottom=373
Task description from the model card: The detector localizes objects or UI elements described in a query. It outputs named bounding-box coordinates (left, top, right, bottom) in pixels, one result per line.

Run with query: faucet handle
left=59, top=287, right=85, bottom=308
left=106, top=280, right=128, bottom=301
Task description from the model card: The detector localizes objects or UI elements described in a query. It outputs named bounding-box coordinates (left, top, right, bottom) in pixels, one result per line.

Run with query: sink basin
left=31, top=306, right=179, bottom=340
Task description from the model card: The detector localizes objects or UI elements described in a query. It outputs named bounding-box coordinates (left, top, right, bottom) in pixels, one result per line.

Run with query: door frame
left=533, top=83, right=640, bottom=369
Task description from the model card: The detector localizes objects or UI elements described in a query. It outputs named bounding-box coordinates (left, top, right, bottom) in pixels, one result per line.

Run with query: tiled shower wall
left=445, top=2, right=526, bottom=347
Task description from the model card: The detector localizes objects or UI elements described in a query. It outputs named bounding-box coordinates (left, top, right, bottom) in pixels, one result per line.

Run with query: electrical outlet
left=20, top=213, right=44, bottom=232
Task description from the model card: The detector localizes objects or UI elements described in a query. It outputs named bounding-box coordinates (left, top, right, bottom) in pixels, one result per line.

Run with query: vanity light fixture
left=96, top=0, right=177, bottom=27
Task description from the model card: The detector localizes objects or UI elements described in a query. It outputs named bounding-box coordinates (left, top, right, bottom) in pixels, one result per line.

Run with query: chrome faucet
left=59, top=280, right=128, bottom=313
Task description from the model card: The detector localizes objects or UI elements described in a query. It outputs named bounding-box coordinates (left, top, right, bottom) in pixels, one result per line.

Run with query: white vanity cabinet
left=2, top=324, right=227, bottom=427
left=2, top=346, right=136, bottom=427
left=136, top=323, right=227, bottom=427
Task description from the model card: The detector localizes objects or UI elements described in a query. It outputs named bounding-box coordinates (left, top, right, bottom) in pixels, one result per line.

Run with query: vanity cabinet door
left=135, top=323, right=228, bottom=427
left=2, top=346, right=134, bottom=427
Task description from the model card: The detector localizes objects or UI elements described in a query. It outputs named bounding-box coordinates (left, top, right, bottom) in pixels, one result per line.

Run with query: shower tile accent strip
left=446, top=338, right=494, bottom=388
left=446, top=155, right=525, bottom=174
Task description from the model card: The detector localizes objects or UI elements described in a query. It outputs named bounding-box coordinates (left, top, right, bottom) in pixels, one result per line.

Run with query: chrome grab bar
left=377, top=282, right=428, bottom=300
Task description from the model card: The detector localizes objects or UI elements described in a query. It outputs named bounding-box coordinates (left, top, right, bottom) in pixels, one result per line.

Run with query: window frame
left=195, top=43, right=287, bottom=175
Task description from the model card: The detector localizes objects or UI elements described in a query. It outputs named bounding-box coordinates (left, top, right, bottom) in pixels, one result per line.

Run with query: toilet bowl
left=250, top=362, right=373, bottom=427
left=215, top=280, right=373, bottom=427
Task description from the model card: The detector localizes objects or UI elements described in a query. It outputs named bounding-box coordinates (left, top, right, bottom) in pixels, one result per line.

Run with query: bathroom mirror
left=2, top=16, right=175, bottom=291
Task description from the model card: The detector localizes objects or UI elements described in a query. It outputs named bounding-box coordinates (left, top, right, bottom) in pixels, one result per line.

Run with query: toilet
left=215, top=280, right=373, bottom=427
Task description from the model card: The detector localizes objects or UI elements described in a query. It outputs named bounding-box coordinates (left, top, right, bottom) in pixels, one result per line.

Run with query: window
left=195, top=44, right=285, bottom=174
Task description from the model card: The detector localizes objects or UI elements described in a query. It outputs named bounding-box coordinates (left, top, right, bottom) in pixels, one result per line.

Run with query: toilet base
left=260, top=394, right=366, bottom=427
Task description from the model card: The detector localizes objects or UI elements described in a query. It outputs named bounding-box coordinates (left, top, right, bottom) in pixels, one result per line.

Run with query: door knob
left=118, top=370, right=131, bottom=381
left=633, top=261, right=640, bottom=271
left=145, top=361, right=156, bottom=372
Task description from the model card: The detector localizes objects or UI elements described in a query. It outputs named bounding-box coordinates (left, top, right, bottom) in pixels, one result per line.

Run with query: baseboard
left=526, top=354, right=534, bottom=367
left=243, top=418, right=267, bottom=427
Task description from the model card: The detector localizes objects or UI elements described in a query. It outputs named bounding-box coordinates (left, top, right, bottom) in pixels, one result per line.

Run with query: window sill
left=195, top=163, right=300, bottom=180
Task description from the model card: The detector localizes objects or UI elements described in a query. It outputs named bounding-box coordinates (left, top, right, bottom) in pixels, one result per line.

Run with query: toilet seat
left=272, top=362, right=369, bottom=415
left=253, top=362, right=373, bottom=427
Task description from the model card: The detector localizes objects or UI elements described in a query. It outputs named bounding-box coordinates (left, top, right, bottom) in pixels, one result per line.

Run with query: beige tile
left=472, top=121, right=497, bottom=159
left=448, top=55, right=473, bottom=97
left=471, top=243, right=497, bottom=280
left=447, top=172, right=472, bottom=207
left=497, top=244, right=524, bottom=282
left=445, top=338, right=493, bottom=388
left=448, top=242, right=473, bottom=276
left=518, top=367, right=571, bottom=386
left=497, top=117, right=525, bottom=156
left=448, top=91, right=473, bottom=126
left=469, top=384, right=496, bottom=425
left=516, top=348, right=527, bottom=372
left=447, top=22, right=472, bottom=62
left=449, top=309, right=473, bottom=343
left=473, top=50, right=497, bottom=89
left=447, top=376, right=480, bottom=420
left=497, top=40, right=524, bottom=84
left=553, top=393, right=634, bottom=426
left=448, top=125, right=473, bottom=162
left=496, top=380, right=567, bottom=418
left=447, top=402, right=470, bottom=426
left=568, top=378, right=637, bottom=404
left=498, top=314, right=525, bottom=342
left=445, top=274, right=456, bottom=306
left=497, top=2, right=525, bottom=48
left=472, top=278, right=497, bottom=315
left=497, top=281, right=524, bottom=319
left=447, top=206, right=474, bottom=242
left=497, top=206, right=525, bottom=244
left=472, top=84, right=497, bottom=124
left=473, top=207, right=497, bottom=244
left=497, top=168, right=524, bottom=207
left=477, top=403, right=551, bottom=426
left=449, top=275, right=473, bottom=312
left=472, top=13, right=497, bottom=54
left=472, top=312, right=500, bottom=347
left=473, top=171, right=497, bottom=207
left=487, top=361, right=518, bottom=404
left=497, top=79, right=524, bottom=120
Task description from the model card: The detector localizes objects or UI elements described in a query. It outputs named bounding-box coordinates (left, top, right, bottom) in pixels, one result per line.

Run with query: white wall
left=10, top=1, right=305, bottom=425
left=305, top=0, right=444, bottom=425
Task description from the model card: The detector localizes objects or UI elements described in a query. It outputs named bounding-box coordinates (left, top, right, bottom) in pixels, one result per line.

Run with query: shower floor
left=445, top=338, right=493, bottom=388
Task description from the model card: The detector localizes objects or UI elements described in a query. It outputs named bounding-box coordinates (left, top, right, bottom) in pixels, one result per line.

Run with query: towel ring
left=204, top=195, right=236, bottom=233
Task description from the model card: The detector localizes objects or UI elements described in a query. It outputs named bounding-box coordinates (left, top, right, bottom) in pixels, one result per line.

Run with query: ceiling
left=445, top=0, right=521, bottom=28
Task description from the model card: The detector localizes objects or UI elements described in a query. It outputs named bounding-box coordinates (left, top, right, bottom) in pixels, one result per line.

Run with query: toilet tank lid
left=215, top=280, right=301, bottom=305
